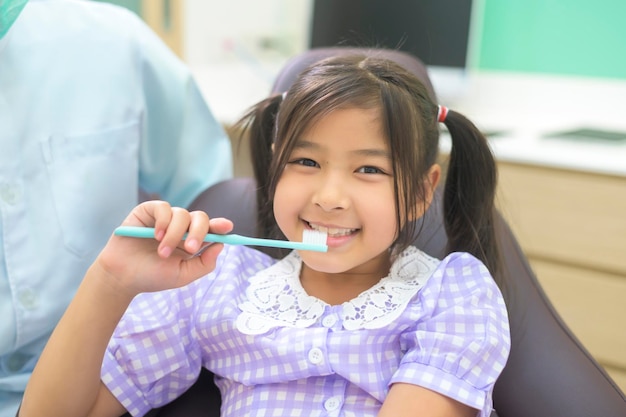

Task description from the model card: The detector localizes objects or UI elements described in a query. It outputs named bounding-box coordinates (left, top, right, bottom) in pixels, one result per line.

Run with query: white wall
left=183, top=0, right=313, bottom=68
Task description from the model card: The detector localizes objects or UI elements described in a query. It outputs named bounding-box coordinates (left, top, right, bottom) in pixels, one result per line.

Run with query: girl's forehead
left=292, top=107, right=389, bottom=152
left=299, top=106, right=383, bottom=133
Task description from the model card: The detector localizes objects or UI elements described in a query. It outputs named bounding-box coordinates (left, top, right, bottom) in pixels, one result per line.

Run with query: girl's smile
left=305, top=220, right=360, bottom=248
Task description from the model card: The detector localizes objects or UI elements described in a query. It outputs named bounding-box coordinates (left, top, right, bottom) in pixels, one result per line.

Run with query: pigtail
left=442, top=110, right=501, bottom=278
left=233, top=95, right=283, bottom=241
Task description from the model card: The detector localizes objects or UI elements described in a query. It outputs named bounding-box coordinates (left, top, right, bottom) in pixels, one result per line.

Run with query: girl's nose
left=312, top=174, right=350, bottom=212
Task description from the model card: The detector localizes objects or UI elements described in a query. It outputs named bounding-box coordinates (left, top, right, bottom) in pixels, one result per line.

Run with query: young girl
left=20, top=54, right=510, bottom=417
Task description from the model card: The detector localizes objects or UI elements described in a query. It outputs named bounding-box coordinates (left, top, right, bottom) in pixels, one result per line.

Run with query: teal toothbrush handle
left=113, top=226, right=328, bottom=252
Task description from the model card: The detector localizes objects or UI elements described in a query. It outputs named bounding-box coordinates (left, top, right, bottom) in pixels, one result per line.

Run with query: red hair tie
left=437, top=105, right=448, bottom=123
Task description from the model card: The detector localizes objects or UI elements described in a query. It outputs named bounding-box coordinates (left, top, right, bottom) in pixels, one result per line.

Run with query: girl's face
left=273, top=107, right=397, bottom=278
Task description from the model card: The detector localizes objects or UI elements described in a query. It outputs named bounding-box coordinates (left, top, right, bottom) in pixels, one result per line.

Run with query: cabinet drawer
left=497, top=163, right=626, bottom=275
left=531, top=259, right=626, bottom=369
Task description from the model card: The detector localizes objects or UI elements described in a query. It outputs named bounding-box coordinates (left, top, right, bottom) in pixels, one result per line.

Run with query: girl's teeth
left=310, top=224, right=355, bottom=237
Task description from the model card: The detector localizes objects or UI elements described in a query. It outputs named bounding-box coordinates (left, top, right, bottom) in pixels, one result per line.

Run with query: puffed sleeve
left=128, top=11, right=233, bottom=207
left=100, top=281, right=205, bottom=416
left=100, top=245, right=252, bottom=416
left=390, top=252, right=510, bottom=417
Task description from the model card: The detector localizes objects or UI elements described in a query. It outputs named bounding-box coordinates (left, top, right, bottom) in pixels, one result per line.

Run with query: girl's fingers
left=185, top=214, right=233, bottom=255
left=198, top=243, right=225, bottom=271
left=177, top=243, right=225, bottom=287
left=123, top=202, right=234, bottom=265
left=158, top=207, right=191, bottom=258
left=183, top=210, right=211, bottom=254
left=151, top=201, right=174, bottom=240
left=208, top=217, right=234, bottom=235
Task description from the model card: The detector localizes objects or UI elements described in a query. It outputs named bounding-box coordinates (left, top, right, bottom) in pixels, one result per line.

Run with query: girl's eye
left=292, top=158, right=319, bottom=168
left=357, top=166, right=384, bottom=174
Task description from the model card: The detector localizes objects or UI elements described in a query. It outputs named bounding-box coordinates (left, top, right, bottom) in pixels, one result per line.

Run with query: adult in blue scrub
left=0, top=1, right=233, bottom=415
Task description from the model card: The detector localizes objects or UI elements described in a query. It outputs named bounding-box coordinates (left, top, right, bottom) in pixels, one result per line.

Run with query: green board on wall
left=478, top=0, right=626, bottom=80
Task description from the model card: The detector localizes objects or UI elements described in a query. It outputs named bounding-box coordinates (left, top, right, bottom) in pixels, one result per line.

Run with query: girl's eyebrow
left=353, top=148, right=392, bottom=159
left=294, top=140, right=391, bottom=159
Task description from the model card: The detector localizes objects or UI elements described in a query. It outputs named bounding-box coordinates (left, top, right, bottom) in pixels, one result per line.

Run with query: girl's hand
left=95, top=200, right=232, bottom=297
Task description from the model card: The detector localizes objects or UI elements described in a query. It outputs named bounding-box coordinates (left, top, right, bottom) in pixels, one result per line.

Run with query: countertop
left=192, top=62, right=626, bottom=177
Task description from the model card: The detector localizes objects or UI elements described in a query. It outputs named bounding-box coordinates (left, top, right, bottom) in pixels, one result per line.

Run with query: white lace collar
left=236, top=246, right=440, bottom=334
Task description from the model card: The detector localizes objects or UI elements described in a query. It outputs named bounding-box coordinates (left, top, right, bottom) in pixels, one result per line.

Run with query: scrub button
left=308, top=347, right=324, bottom=365
left=0, top=183, right=21, bottom=205
left=18, top=288, right=39, bottom=310
left=324, top=396, right=342, bottom=411
left=321, top=314, right=337, bottom=328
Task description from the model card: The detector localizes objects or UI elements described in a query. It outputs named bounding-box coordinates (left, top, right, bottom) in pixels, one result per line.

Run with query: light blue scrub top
left=0, top=1, right=233, bottom=414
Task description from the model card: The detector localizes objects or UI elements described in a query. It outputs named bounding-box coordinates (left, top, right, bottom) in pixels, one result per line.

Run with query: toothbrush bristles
left=302, top=229, right=328, bottom=247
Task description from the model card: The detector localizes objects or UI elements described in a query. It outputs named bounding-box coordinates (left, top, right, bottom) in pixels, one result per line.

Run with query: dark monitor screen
left=309, top=0, right=478, bottom=102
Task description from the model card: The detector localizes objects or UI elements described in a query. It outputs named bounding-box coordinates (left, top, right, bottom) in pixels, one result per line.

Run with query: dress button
left=324, top=396, right=342, bottom=411
left=321, top=314, right=337, bottom=328
left=18, top=288, right=39, bottom=310
left=307, top=347, right=324, bottom=365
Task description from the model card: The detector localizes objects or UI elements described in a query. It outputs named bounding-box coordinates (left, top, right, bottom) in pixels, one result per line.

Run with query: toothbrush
left=113, top=226, right=328, bottom=252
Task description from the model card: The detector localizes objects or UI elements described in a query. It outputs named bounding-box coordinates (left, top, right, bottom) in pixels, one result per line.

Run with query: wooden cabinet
left=496, top=162, right=626, bottom=391
left=141, top=0, right=184, bottom=58
left=96, top=1, right=184, bottom=58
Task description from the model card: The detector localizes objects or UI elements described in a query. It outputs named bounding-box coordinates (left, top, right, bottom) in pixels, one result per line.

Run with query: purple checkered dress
left=102, top=245, right=510, bottom=417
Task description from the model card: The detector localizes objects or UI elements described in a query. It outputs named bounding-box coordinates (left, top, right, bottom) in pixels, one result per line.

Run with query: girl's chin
left=299, top=252, right=352, bottom=274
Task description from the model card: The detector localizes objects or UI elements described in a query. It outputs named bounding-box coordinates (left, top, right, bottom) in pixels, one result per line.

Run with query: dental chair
left=144, top=48, right=626, bottom=417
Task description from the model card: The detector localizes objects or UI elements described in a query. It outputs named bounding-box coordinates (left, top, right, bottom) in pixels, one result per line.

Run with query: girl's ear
left=410, top=164, right=441, bottom=220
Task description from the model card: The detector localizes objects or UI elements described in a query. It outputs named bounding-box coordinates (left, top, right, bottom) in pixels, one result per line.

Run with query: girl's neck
left=299, top=254, right=391, bottom=305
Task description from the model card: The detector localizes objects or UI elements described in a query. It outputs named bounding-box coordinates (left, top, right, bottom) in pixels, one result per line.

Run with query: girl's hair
left=235, top=54, right=500, bottom=276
